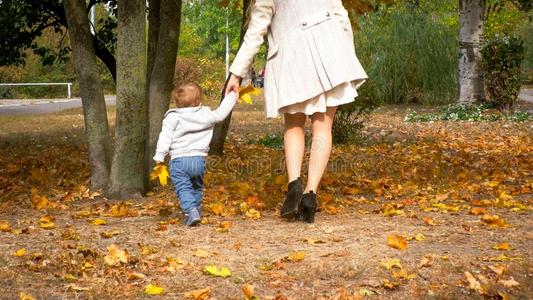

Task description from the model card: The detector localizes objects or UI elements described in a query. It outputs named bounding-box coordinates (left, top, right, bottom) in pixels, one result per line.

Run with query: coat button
left=302, top=22, right=307, bottom=27
left=326, top=12, right=330, bottom=17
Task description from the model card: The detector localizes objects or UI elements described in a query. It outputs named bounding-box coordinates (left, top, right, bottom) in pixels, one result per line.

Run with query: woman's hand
left=225, top=73, right=241, bottom=98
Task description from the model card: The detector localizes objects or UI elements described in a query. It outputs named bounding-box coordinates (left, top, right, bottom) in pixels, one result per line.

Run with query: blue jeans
left=169, top=156, right=205, bottom=213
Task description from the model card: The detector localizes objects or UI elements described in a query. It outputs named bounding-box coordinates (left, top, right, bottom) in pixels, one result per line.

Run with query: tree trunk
left=63, top=0, right=112, bottom=191
left=209, top=0, right=251, bottom=155
left=458, top=0, right=485, bottom=103
left=109, top=0, right=148, bottom=198
left=146, top=0, right=182, bottom=179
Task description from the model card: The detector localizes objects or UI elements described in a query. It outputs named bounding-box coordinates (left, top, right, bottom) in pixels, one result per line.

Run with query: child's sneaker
left=185, top=207, right=201, bottom=227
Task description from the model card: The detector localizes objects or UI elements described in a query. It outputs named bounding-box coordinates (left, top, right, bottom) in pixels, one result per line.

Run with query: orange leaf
left=387, top=235, right=408, bottom=250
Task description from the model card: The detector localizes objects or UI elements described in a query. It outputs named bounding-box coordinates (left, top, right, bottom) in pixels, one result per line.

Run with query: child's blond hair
left=171, top=82, right=203, bottom=108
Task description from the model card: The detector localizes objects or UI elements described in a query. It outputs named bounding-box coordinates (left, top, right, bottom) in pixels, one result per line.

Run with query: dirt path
left=0, top=203, right=532, bottom=299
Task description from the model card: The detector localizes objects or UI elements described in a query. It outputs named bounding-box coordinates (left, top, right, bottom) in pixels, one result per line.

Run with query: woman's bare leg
left=305, top=106, right=337, bottom=193
left=283, top=112, right=306, bottom=182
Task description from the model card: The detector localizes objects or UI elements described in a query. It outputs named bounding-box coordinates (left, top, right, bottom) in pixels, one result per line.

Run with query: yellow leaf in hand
left=144, top=283, right=165, bottom=295
left=150, top=164, right=169, bottom=186
left=239, top=85, right=261, bottom=105
left=204, top=265, right=231, bottom=278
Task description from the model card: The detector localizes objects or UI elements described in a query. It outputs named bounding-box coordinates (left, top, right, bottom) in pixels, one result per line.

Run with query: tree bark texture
left=458, top=0, right=486, bottom=103
left=146, top=0, right=182, bottom=179
left=110, top=0, right=148, bottom=198
left=63, top=0, right=112, bottom=191
left=209, top=0, right=251, bottom=155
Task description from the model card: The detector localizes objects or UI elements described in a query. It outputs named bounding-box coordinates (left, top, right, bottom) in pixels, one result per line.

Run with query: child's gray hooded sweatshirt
left=153, top=92, right=237, bottom=162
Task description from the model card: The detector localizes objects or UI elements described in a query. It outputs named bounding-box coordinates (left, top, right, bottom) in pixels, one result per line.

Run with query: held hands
left=225, top=73, right=241, bottom=101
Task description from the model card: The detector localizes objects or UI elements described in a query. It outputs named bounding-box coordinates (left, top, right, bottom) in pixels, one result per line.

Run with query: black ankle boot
left=280, top=178, right=303, bottom=219
left=299, top=191, right=317, bottom=223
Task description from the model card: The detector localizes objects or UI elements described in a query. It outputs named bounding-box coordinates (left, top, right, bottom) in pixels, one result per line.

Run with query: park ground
left=0, top=96, right=532, bottom=299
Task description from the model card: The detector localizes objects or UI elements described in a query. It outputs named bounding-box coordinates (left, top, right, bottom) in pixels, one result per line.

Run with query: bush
left=354, top=3, right=458, bottom=105
left=481, top=35, right=525, bottom=113
left=333, top=84, right=378, bottom=144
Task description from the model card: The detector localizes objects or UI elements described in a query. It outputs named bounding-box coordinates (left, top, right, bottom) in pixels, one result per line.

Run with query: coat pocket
left=300, top=10, right=332, bottom=30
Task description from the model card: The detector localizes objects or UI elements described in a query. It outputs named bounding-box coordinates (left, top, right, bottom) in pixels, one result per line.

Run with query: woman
left=226, top=0, right=367, bottom=223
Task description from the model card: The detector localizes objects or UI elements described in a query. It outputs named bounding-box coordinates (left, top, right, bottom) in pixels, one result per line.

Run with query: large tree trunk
left=109, top=0, right=148, bottom=198
left=146, top=0, right=182, bottom=179
left=209, top=0, right=251, bottom=155
left=63, top=0, right=112, bottom=191
left=458, top=0, right=485, bottom=103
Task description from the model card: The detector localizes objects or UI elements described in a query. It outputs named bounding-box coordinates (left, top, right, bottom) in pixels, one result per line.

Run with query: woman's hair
left=171, top=82, right=203, bottom=108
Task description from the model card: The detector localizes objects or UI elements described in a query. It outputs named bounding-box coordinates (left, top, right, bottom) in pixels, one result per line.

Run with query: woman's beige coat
left=230, top=0, right=368, bottom=118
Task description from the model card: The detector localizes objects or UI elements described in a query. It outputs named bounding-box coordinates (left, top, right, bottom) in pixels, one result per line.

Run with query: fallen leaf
left=204, top=265, right=231, bottom=278
left=423, top=217, right=437, bottom=226
left=481, top=215, right=509, bottom=228
left=418, top=256, right=434, bottom=268
left=91, top=218, right=106, bottom=225
left=465, top=271, right=484, bottom=294
left=392, top=269, right=416, bottom=280
left=19, top=292, right=36, bottom=300
left=144, top=283, right=165, bottom=295
left=194, top=249, right=210, bottom=258
left=0, top=221, right=10, bottom=232
left=470, top=207, right=488, bottom=215
left=498, top=277, right=519, bottom=288
left=387, top=235, right=408, bottom=250
left=184, top=287, right=211, bottom=300
left=127, top=272, right=146, bottom=280
left=242, top=284, right=255, bottom=299
left=380, top=258, right=402, bottom=270
left=245, top=208, right=261, bottom=220
left=100, top=230, right=120, bottom=238
left=39, top=215, right=55, bottom=229
left=492, top=242, right=511, bottom=251
left=215, top=221, right=232, bottom=232
left=488, top=265, right=506, bottom=275
left=150, top=164, right=169, bottom=186
left=286, top=251, right=306, bottom=262
left=104, top=244, right=128, bottom=266
left=303, top=238, right=326, bottom=245
left=14, top=248, right=27, bottom=257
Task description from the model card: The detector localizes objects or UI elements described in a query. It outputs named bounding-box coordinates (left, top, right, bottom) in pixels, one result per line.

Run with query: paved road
left=0, top=95, right=116, bottom=115
left=0, top=88, right=531, bottom=116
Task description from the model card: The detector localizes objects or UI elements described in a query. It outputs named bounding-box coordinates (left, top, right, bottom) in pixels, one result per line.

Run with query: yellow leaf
left=418, top=256, right=434, bottom=268
left=14, top=248, right=27, bottom=257
left=194, top=249, right=210, bottom=258
left=150, top=164, right=169, bottom=186
left=492, top=242, right=511, bottom=251
left=239, top=85, right=261, bottom=104
left=184, top=287, right=211, bottom=300
left=287, top=251, right=306, bottom=262
left=100, top=230, right=121, bottom=238
left=380, top=258, right=402, bottom=270
left=242, top=284, right=255, bottom=299
left=0, top=221, right=10, bottom=232
left=245, top=208, right=261, bottom=220
left=91, top=218, right=106, bottom=225
left=104, top=244, right=128, bottom=266
left=127, top=272, right=146, bottom=280
left=144, top=284, right=165, bottom=295
left=204, top=265, right=231, bottom=278
left=215, top=221, right=232, bottom=232
left=470, top=207, right=488, bottom=215
left=387, top=235, right=408, bottom=250
left=392, top=269, right=416, bottom=280
left=19, top=292, right=36, bottom=300
left=31, top=188, right=55, bottom=210
left=39, top=216, right=55, bottom=230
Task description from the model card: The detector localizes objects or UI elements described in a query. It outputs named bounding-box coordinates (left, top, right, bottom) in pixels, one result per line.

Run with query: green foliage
left=333, top=85, right=377, bottom=144
left=354, top=2, right=458, bottom=105
left=255, top=133, right=284, bottom=149
left=405, top=103, right=532, bottom=122
left=481, top=35, right=525, bottom=112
